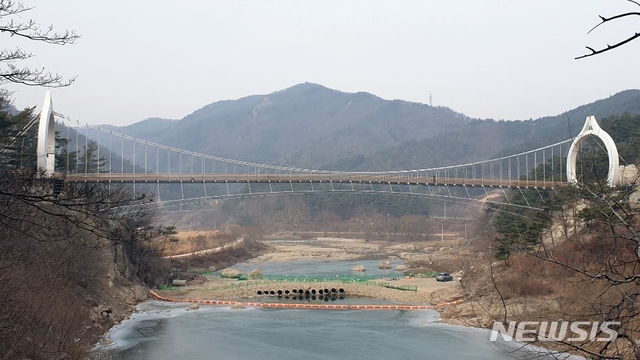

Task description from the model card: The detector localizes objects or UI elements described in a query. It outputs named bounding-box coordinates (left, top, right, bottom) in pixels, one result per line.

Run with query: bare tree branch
left=0, top=0, right=79, bottom=86
left=577, top=3, right=640, bottom=59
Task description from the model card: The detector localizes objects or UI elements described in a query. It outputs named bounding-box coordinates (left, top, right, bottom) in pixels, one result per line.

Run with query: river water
left=104, top=259, right=578, bottom=359
left=234, top=258, right=406, bottom=276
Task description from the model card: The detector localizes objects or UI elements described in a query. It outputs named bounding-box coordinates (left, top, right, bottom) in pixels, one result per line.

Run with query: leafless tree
left=528, top=183, right=640, bottom=359
left=0, top=165, right=160, bottom=358
left=466, top=179, right=640, bottom=359
left=577, top=0, right=640, bottom=59
left=0, top=0, right=79, bottom=87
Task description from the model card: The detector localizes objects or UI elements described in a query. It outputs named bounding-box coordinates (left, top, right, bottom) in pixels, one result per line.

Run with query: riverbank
left=156, top=236, right=467, bottom=308
left=109, top=229, right=624, bottom=360
left=153, top=276, right=464, bottom=306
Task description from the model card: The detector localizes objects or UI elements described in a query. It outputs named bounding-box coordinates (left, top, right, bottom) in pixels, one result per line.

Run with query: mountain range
left=101, top=83, right=640, bottom=171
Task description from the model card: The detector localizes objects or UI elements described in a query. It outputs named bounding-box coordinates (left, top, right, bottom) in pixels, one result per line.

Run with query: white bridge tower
left=36, top=90, right=56, bottom=175
left=566, top=116, right=619, bottom=187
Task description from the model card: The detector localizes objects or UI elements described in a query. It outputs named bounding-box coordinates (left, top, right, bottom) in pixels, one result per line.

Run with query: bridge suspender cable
left=34, top=92, right=623, bottom=211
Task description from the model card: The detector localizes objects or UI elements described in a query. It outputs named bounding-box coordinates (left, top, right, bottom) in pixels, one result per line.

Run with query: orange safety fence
left=149, top=291, right=463, bottom=310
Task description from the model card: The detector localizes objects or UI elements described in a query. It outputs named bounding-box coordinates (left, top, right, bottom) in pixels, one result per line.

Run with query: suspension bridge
left=29, top=91, right=621, bottom=209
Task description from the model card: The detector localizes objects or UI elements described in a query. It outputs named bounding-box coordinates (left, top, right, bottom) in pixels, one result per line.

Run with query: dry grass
left=160, top=230, right=233, bottom=256
left=169, top=237, right=269, bottom=272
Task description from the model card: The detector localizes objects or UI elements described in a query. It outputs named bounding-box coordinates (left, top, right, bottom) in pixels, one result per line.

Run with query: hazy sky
left=4, top=1, right=640, bottom=126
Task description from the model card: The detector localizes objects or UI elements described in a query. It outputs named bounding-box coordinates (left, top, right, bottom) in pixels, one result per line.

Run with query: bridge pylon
left=36, top=90, right=56, bottom=176
left=566, top=116, right=619, bottom=187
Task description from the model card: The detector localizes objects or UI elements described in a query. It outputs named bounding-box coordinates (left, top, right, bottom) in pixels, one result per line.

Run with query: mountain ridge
left=104, top=83, right=475, bottom=167
left=100, top=83, right=640, bottom=171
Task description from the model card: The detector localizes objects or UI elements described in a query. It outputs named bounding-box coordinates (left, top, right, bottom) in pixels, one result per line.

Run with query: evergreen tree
left=77, top=140, right=108, bottom=173
left=54, top=130, right=78, bottom=173
left=0, top=100, right=37, bottom=170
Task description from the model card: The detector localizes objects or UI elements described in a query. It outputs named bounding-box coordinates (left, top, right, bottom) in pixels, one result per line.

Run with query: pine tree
left=77, top=140, right=108, bottom=173
left=0, top=100, right=37, bottom=170
left=54, top=131, right=78, bottom=173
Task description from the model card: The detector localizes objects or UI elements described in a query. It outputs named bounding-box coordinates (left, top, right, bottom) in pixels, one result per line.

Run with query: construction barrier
left=149, top=291, right=463, bottom=311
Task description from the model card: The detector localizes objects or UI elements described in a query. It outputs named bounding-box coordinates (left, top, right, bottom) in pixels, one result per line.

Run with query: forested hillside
left=325, top=89, right=640, bottom=171
left=100, top=85, right=640, bottom=173
left=99, top=83, right=473, bottom=167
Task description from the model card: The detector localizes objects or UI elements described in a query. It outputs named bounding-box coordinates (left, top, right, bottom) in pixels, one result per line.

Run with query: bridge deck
left=59, top=173, right=563, bottom=189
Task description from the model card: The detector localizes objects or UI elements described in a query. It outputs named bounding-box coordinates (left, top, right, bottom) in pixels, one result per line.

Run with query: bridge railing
left=55, top=121, right=574, bottom=190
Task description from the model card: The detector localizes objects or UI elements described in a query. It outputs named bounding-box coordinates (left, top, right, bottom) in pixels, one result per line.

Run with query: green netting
left=405, top=272, right=437, bottom=278
left=382, top=284, right=418, bottom=291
